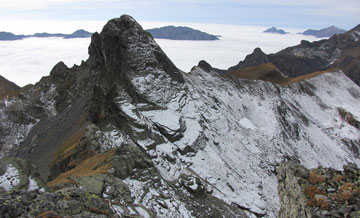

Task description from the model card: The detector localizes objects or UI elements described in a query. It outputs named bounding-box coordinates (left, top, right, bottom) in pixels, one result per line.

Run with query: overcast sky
left=0, top=0, right=359, bottom=30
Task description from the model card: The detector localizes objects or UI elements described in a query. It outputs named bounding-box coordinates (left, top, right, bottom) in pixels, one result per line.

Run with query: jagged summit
left=228, top=47, right=270, bottom=72
left=89, top=15, right=184, bottom=83
left=1, top=15, right=360, bottom=218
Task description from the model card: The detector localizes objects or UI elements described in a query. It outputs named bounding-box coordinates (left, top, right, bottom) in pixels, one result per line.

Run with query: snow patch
left=135, top=207, right=150, bottom=218
left=0, top=164, right=20, bottom=191
left=239, top=117, right=257, bottom=130
left=142, top=109, right=181, bottom=132
left=27, top=177, right=41, bottom=191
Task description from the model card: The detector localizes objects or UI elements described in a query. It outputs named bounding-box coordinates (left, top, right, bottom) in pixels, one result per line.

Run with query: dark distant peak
left=253, top=47, right=265, bottom=55
left=0, top=29, right=92, bottom=40
left=301, top=26, right=346, bottom=38
left=198, top=60, right=213, bottom=72
left=64, top=29, right=92, bottom=38
left=72, top=29, right=89, bottom=34
left=264, top=27, right=288, bottom=34
left=146, top=25, right=219, bottom=40
left=197, top=60, right=227, bottom=74
left=0, top=31, right=26, bottom=40
left=228, top=47, right=269, bottom=72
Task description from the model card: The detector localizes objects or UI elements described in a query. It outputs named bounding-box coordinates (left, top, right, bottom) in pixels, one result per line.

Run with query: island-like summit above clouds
left=146, top=25, right=219, bottom=40
left=263, top=26, right=288, bottom=34
left=299, top=26, right=347, bottom=38
left=0, top=29, right=92, bottom=41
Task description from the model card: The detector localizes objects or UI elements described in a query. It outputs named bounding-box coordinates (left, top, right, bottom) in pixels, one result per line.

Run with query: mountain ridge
left=1, top=15, right=360, bottom=218
left=0, top=29, right=92, bottom=40
left=263, top=27, right=288, bottom=34
left=226, top=24, right=360, bottom=86
left=146, top=25, right=219, bottom=40
left=301, top=25, right=347, bottom=38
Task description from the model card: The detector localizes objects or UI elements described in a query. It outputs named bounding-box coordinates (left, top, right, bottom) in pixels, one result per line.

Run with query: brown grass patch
left=337, top=190, right=353, bottom=202
left=225, top=63, right=335, bottom=87
left=305, top=186, right=326, bottom=199
left=36, top=211, right=61, bottom=218
left=335, top=174, right=345, bottom=182
left=279, top=68, right=335, bottom=86
left=225, top=63, right=288, bottom=84
left=47, top=148, right=116, bottom=188
left=51, top=115, right=89, bottom=165
left=88, top=207, right=110, bottom=215
left=308, top=170, right=325, bottom=185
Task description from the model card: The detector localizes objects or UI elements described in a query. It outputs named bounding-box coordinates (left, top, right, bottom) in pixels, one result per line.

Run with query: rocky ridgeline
left=278, top=162, right=360, bottom=218
left=227, top=24, right=360, bottom=86
left=1, top=15, right=360, bottom=218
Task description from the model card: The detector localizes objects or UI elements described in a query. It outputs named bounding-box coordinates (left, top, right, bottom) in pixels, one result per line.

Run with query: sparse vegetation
left=308, top=170, right=325, bottom=185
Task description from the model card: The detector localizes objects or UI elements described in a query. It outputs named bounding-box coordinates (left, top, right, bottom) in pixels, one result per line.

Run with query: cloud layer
left=0, top=22, right=320, bottom=87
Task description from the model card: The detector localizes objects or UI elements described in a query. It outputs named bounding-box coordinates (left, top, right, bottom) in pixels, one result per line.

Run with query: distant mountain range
left=146, top=26, right=219, bottom=40
left=263, top=26, right=347, bottom=38
left=0, top=29, right=92, bottom=41
left=263, top=27, right=288, bottom=34
left=300, top=26, right=347, bottom=38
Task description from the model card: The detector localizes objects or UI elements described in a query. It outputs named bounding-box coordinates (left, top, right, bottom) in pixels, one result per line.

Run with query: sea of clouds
left=0, top=20, right=320, bottom=86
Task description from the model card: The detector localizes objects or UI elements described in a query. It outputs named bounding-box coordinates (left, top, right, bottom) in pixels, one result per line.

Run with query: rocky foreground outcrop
left=1, top=15, right=360, bottom=217
left=278, top=162, right=360, bottom=218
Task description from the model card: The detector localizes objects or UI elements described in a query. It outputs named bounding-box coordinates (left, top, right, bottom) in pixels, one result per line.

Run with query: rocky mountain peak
left=88, top=15, right=184, bottom=84
left=228, top=47, right=270, bottom=71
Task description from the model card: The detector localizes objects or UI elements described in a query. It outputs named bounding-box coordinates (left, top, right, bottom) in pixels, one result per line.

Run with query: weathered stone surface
left=278, top=162, right=360, bottom=218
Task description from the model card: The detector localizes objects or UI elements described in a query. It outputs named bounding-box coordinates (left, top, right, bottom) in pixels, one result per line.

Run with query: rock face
left=228, top=47, right=270, bottom=72
left=301, top=26, right=347, bottom=38
left=146, top=25, right=219, bottom=40
left=0, top=75, right=20, bottom=99
left=263, top=27, right=288, bottom=34
left=1, top=15, right=360, bottom=218
left=278, top=162, right=360, bottom=218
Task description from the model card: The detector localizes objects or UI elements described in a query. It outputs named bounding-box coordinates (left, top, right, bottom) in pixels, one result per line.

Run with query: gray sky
left=0, top=0, right=359, bottom=29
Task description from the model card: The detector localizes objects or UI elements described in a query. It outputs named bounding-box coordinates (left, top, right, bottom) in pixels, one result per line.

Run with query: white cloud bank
left=0, top=22, right=319, bottom=87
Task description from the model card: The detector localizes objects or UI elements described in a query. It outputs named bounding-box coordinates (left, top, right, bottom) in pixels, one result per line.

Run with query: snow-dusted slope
left=128, top=67, right=360, bottom=216
left=1, top=15, right=360, bottom=218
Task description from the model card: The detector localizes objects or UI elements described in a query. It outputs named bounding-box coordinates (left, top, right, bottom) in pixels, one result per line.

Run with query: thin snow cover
left=111, top=204, right=124, bottom=215
left=135, top=207, right=150, bottom=218
left=0, top=164, right=20, bottom=191
left=142, top=109, right=181, bottom=132
left=0, top=21, right=318, bottom=86
left=40, top=84, right=57, bottom=117
left=142, top=67, right=360, bottom=217
left=239, top=117, right=257, bottom=130
left=124, top=178, right=192, bottom=217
